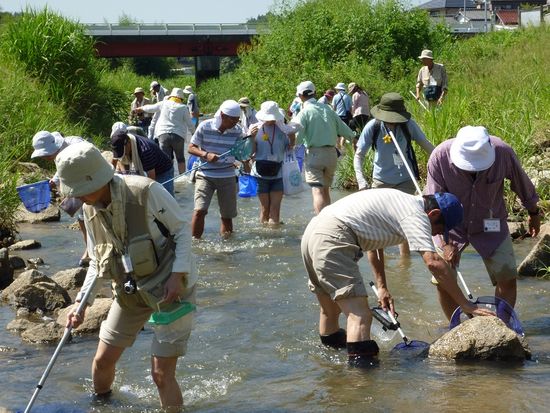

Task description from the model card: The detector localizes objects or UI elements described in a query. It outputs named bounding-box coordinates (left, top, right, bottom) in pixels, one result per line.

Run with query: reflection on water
left=2, top=180, right=550, bottom=412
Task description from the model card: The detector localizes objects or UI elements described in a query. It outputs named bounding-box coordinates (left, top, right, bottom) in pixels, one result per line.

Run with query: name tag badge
left=392, top=153, right=404, bottom=167
left=483, top=218, right=501, bottom=233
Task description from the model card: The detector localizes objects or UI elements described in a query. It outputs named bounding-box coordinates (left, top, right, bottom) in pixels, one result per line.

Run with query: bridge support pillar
left=195, top=56, right=220, bottom=85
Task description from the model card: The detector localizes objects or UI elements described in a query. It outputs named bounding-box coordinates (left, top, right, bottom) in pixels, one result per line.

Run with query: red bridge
left=85, top=23, right=260, bottom=83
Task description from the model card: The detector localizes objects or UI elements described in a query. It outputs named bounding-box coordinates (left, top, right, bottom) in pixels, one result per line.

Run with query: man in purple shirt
left=426, top=126, right=541, bottom=318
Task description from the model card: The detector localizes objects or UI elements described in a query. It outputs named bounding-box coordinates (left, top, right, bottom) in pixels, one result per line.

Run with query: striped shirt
left=190, top=118, right=246, bottom=178
left=320, top=188, right=436, bottom=252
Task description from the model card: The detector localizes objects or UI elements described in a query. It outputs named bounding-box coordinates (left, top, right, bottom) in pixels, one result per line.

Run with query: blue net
left=16, top=180, right=51, bottom=213
left=449, top=295, right=524, bottom=336
left=392, top=340, right=430, bottom=352
left=230, top=137, right=253, bottom=161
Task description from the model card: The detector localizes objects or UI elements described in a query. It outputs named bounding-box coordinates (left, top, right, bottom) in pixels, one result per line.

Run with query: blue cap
left=434, top=192, right=464, bottom=241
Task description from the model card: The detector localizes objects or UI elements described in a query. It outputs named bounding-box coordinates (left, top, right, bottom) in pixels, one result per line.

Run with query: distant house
left=416, top=0, right=547, bottom=31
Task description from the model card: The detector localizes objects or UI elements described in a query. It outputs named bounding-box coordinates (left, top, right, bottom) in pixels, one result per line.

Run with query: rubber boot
left=347, top=340, right=379, bottom=368
left=320, top=328, right=347, bottom=349
left=91, top=389, right=113, bottom=406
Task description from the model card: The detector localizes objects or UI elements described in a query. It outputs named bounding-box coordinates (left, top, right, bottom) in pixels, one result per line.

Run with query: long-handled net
left=449, top=295, right=524, bottom=336
left=369, top=282, right=430, bottom=352
left=162, top=136, right=253, bottom=185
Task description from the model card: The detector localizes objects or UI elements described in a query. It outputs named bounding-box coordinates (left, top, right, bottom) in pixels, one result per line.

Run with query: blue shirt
left=332, top=92, right=352, bottom=117
left=354, top=118, right=433, bottom=186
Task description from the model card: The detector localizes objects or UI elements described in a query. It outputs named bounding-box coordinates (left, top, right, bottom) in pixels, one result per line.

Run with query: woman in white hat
left=250, top=101, right=300, bottom=225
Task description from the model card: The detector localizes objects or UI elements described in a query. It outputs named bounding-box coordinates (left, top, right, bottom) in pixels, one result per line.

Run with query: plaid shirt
left=425, top=136, right=538, bottom=258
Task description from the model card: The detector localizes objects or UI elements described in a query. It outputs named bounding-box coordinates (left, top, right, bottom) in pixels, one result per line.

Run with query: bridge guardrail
left=85, top=22, right=260, bottom=36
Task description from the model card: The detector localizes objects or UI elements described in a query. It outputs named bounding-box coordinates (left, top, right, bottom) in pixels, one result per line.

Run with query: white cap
left=334, top=82, right=346, bottom=90
left=296, top=80, right=316, bottom=97
left=450, top=126, right=496, bottom=172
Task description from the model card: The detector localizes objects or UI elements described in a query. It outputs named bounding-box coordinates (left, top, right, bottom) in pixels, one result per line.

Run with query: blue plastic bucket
left=16, top=180, right=51, bottom=213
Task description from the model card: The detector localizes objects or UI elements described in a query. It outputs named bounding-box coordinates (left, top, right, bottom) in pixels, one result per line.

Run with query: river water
left=1, top=179, right=550, bottom=412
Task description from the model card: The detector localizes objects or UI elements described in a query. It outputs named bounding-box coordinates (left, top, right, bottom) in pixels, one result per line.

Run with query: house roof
left=496, top=10, right=519, bottom=25
left=416, top=0, right=476, bottom=9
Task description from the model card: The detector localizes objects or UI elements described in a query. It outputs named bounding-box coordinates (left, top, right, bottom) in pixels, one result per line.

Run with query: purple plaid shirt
left=425, top=136, right=538, bottom=258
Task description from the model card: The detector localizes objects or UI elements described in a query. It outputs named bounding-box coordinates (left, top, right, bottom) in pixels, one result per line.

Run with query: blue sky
left=1, top=0, right=424, bottom=24
left=0, top=0, right=279, bottom=23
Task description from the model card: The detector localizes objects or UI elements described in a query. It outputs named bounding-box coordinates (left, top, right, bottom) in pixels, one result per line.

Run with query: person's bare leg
left=258, top=193, right=270, bottom=223
left=191, top=210, right=207, bottom=239
left=337, top=296, right=373, bottom=342
left=268, top=190, right=283, bottom=224
left=312, top=186, right=330, bottom=214
left=92, top=341, right=125, bottom=395
left=495, top=278, right=517, bottom=308
left=220, top=218, right=233, bottom=237
left=316, top=292, right=342, bottom=336
left=151, top=356, right=183, bottom=412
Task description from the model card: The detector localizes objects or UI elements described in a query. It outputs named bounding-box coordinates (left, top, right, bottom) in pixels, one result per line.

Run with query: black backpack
left=370, top=120, right=420, bottom=180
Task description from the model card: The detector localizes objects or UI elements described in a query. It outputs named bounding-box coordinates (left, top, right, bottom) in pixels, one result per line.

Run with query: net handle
left=369, top=281, right=410, bottom=345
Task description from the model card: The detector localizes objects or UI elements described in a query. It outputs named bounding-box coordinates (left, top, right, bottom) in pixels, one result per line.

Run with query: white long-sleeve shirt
left=141, top=99, right=195, bottom=139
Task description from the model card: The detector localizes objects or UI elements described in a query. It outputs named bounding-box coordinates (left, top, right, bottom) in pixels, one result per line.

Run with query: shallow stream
left=1, top=179, right=550, bottom=412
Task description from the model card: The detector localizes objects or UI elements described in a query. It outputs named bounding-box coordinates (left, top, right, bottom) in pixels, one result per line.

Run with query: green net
left=230, top=137, right=253, bottom=161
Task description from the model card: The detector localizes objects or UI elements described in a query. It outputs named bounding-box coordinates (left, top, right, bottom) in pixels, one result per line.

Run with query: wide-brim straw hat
left=256, top=101, right=284, bottom=122
left=168, top=87, right=185, bottom=99
left=370, top=92, right=411, bottom=123
left=418, top=49, right=434, bottom=59
left=450, top=126, right=495, bottom=172
left=238, top=97, right=251, bottom=107
left=134, top=87, right=145, bottom=95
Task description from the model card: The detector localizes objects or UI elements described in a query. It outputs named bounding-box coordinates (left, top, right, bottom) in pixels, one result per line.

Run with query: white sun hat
left=256, top=101, right=284, bottom=122
left=450, top=126, right=495, bottom=172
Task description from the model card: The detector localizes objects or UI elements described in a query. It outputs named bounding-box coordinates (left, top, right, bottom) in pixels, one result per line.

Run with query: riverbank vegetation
left=0, top=0, right=548, bottom=238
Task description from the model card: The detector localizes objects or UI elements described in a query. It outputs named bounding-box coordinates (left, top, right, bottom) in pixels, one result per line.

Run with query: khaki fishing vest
left=84, top=176, right=175, bottom=303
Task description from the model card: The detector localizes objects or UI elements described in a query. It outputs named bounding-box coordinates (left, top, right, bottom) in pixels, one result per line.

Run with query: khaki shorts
left=301, top=215, right=368, bottom=300
left=431, top=236, right=517, bottom=286
left=99, top=285, right=196, bottom=358
left=194, top=175, right=237, bottom=219
left=304, top=146, right=338, bottom=188
left=371, top=178, right=416, bottom=195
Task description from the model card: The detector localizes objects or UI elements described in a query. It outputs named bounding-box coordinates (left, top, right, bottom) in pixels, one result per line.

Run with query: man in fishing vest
left=426, top=125, right=541, bottom=319
left=354, top=92, right=434, bottom=256
left=58, top=142, right=196, bottom=411
left=301, top=189, right=495, bottom=367
left=415, top=49, right=448, bottom=107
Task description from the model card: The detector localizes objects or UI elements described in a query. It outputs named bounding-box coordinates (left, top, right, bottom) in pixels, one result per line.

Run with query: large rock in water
left=429, top=316, right=530, bottom=361
left=15, top=203, right=61, bottom=223
left=517, top=231, right=550, bottom=277
left=56, top=297, right=113, bottom=335
left=21, top=321, right=64, bottom=344
left=52, top=267, right=87, bottom=291
left=0, top=269, right=70, bottom=311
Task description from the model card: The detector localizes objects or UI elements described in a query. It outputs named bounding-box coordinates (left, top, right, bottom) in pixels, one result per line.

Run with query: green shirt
left=294, top=99, right=354, bottom=147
